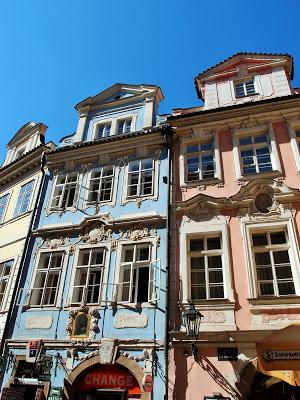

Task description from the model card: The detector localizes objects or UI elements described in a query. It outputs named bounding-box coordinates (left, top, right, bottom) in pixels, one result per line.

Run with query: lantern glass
left=183, top=302, right=203, bottom=341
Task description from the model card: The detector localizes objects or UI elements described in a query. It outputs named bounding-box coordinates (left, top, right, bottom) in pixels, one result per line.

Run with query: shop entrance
left=75, top=364, right=141, bottom=400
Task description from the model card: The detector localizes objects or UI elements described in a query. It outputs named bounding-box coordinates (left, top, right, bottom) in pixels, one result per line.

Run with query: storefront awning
left=256, top=322, right=300, bottom=386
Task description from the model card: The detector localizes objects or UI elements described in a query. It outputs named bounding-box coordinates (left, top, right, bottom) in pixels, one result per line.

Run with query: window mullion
left=269, top=250, right=279, bottom=297
left=41, top=253, right=52, bottom=306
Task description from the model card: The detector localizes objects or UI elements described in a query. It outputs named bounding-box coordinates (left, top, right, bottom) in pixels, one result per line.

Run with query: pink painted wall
left=169, top=347, right=240, bottom=400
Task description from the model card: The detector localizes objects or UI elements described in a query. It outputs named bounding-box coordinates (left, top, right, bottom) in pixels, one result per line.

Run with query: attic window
left=115, top=95, right=121, bottom=100
left=15, top=146, right=26, bottom=160
left=235, top=79, right=256, bottom=98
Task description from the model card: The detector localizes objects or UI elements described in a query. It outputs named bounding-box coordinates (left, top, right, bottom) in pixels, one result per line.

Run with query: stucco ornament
left=81, top=224, right=112, bottom=244
left=45, top=237, right=65, bottom=249
left=66, top=306, right=100, bottom=341
left=125, top=225, right=149, bottom=241
left=185, top=202, right=217, bottom=222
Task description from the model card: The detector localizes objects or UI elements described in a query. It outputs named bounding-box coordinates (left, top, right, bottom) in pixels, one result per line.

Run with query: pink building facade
left=168, top=53, right=300, bottom=400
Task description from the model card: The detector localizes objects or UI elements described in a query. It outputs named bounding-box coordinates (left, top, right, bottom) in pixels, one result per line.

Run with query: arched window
left=72, top=313, right=90, bottom=338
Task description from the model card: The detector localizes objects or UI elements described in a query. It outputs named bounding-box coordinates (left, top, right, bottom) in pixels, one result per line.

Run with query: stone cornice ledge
left=34, top=211, right=166, bottom=236
left=5, top=338, right=164, bottom=349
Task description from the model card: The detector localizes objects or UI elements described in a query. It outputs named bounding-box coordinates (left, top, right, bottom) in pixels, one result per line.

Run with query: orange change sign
left=77, top=365, right=141, bottom=395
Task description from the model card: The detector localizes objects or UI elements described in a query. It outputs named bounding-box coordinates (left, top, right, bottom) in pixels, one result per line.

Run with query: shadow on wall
left=199, top=355, right=243, bottom=400
left=173, top=347, right=188, bottom=399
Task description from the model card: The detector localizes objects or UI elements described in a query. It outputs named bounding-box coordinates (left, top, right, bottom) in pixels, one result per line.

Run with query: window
left=117, top=119, right=132, bottom=134
left=50, top=173, right=78, bottom=210
left=234, top=79, right=256, bottom=98
left=87, top=166, right=114, bottom=204
left=251, top=230, right=295, bottom=297
left=0, top=260, right=13, bottom=309
left=185, top=140, right=215, bottom=181
left=239, top=133, right=272, bottom=175
left=71, top=248, right=105, bottom=305
left=30, top=252, right=64, bottom=306
left=0, top=194, right=9, bottom=222
left=97, top=123, right=111, bottom=139
left=188, top=235, right=224, bottom=300
left=127, top=159, right=154, bottom=198
left=14, top=180, right=34, bottom=217
left=117, top=243, right=154, bottom=303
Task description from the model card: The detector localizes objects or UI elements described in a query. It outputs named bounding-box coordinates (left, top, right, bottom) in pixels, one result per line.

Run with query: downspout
left=161, top=125, right=173, bottom=400
left=0, top=150, right=47, bottom=353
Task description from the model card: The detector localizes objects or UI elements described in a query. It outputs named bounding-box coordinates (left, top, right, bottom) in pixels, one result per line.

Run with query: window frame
left=179, top=217, right=233, bottom=306
left=242, top=220, right=300, bottom=300
left=48, top=172, right=79, bottom=213
left=288, top=118, right=300, bottom=173
left=179, top=131, right=222, bottom=188
left=0, top=258, right=14, bottom=311
left=0, top=193, right=10, bottom=223
left=233, top=125, right=282, bottom=180
left=112, top=238, right=160, bottom=306
left=68, top=244, right=110, bottom=307
left=187, top=234, right=225, bottom=301
left=29, top=249, right=67, bottom=308
left=85, top=165, right=117, bottom=208
left=92, top=113, right=137, bottom=140
left=121, top=153, right=160, bottom=205
left=13, top=180, right=35, bottom=217
left=234, top=78, right=257, bottom=98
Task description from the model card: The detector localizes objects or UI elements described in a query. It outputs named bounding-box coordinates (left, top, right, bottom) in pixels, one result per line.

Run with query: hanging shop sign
left=217, top=348, right=238, bottom=361
left=26, top=339, right=42, bottom=363
left=142, top=374, right=153, bottom=392
left=77, top=365, right=141, bottom=395
left=48, top=387, right=63, bottom=400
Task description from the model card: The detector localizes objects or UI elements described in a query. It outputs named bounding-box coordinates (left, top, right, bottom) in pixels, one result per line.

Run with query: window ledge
left=182, top=299, right=235, bottom=311
left=112, top=302, right=156, bottom=309
left=182, top=178, right=222, bottom=188
left=248, top=296, right=300, bottom=310
left=237, top=170, right=282, bottom=182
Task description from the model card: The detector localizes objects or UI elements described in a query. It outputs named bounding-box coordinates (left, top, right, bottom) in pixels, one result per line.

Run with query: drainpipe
left=0, top=149, right=47, bottom=354
left=160, top=125, right=173, bottom=400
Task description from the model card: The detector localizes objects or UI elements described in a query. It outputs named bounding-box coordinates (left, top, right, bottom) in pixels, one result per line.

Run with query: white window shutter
left=257, top=74, right=274, bottom=97
left=149, top=259, right=161, bottom=302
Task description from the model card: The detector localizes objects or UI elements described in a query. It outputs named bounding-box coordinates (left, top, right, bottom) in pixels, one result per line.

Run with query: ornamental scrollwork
left=81, top=225, right=113, bottom=244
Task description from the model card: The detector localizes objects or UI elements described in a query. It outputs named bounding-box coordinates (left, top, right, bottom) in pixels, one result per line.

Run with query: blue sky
left=0, top=0, right=299, bottom=163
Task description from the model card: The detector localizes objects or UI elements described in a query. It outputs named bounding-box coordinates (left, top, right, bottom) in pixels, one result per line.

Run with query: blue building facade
left=2, top=84, right=169, bottom=400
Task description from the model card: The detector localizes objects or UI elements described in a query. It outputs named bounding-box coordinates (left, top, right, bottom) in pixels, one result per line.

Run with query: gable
left=7, top=122, right=47, bottom=148
left=75, top=83, right=163, bottom=111
left=196, top=53, right=293, bottom=82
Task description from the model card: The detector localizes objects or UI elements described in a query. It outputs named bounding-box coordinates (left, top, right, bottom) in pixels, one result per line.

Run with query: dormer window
left=97, top=123, right=111, bottom=139
left=117, top=118, right=132, bottom=135
left=234, top=79, right=256, bottom=98
left=15, top=146, right=26, bottom=160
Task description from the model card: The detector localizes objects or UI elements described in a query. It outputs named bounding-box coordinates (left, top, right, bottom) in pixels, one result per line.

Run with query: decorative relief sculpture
left=66, top=306, right=100, bottom=342
left=81, top=225, right=113, bottom=244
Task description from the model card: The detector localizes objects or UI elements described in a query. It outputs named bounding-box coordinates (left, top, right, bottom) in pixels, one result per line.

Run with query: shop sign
left=217, top=348, right=238, bottom=361
left=48, top=387, right=63, bottom=400
left=26, top=339, right=42, bottom=363
left=142, top=374, right=153, bottom=393
left=78, top=365, right=141, bottom=395
left=0, top=386, right=26, bottom=400
left=263, top=349, right=300, bottom=362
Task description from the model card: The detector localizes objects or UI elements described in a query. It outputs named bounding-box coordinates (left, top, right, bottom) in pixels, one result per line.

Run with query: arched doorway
left=64, top=354, right=150, bottom=400
left=250, top=372, right=300, bottom=400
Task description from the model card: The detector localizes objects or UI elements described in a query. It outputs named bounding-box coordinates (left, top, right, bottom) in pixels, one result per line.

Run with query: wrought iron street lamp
left=183, top=302, right=203, bottom=360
